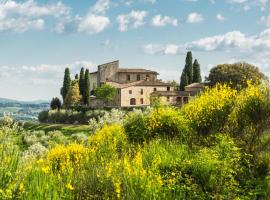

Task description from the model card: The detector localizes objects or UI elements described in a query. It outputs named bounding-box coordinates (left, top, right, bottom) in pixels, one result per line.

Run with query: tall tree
left=84, top=69, right=90, bottom=105
left=50, top=97, right=62, bottom=110
left=180, top=71, right=189, bottom=91
left=75, top=74, right=79, bottom=80
left=61, top=68, right=71, bottom=101
left=205, top=62, right=268, bottom=90
left=185, top=51, right=193, bottom=84
left=193, top=59, right=202, bottom=83
left=64, top=80, right=82, bottom=107
left=79, top=67, right=85, bottom=97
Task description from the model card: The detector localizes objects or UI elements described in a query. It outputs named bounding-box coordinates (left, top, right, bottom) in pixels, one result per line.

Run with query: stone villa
left=89, top=60, right=203, bottom=107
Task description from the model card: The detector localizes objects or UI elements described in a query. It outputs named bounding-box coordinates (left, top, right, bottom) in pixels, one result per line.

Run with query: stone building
left=89, top=60, right=203, bottom=107
left=151, top=83, right=204, bottom=106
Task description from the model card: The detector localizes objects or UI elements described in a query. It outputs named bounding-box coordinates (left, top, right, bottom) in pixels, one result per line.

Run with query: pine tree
left=180, top=71, right=188, bottom=91
left=79, top=67, right=85, bottom=97
left=61, top=68, right=71, bottom=101
left=184, top=51, right=193, bottom=84
left=84, top=69, right=90, bottom=105
left=193, top=59, right=202, bottom=83
left=64, top=80, right=82, bottom=107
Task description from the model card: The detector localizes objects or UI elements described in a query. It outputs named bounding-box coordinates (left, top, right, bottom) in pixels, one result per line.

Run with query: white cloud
left=226, top=0, right=268, bottom=11
left=186, top=12, right=204, bottom=23
left=78, top=14, right=110, bottom=34
left=0, top=0, right=70, bottom=32
left=0, top=61, right=96, bottom=100
left=216, top=13, right=226, bottom=21
left=258, top=15, right=270, bottom=27
left=151, top=15, right=178, bottom=27
left=144, top=28, right=270, bottom=55
left=92, top=0, right=111, bottom=14
left=117, top=10, right=147, bottom=32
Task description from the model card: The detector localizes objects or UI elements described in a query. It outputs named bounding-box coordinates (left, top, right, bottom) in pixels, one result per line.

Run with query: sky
left=1, top=0, right=270, bottom=100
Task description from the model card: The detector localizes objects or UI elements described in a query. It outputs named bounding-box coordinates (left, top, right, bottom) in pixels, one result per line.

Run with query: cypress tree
left=193, top=59, right=202, bottom=83
left=184, top=51, right=193, bottom=84
left=84, top=69, right=90, bottom=105
left=79, top=67, right=85, bottom=97
left=61, top=68, right=71, bottom=101
left=75, top=74, right=79, bottom=80
left=180, top=70, right=188, bottom=91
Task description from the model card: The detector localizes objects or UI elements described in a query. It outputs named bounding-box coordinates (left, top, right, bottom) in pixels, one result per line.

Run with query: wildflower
left=66, top=183, right=74, bottom=191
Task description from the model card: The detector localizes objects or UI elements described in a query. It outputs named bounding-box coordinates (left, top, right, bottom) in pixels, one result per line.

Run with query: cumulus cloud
left=216, top=13, right=226, bottom=21
left=0, top=0, right=70, bottom=32
left=151, top=15, right=178, bottom=27
left=186, top=12, right=204, bottom=23
left=78, top=14, right=110, bottom=34
left=226, top=0, right=268, bottom=11
left=117, top=10, right=147, bottom=32
left=92, top=0, right=111, bottom=14
left=144, top=28, right=270, bottom=55
left=0, top=61, right=96, bottom=100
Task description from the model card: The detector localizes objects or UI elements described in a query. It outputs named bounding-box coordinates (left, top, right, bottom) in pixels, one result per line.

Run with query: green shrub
left=182, top=84, right=237, bottom=135
left=38, top=110, right=49, bottom=123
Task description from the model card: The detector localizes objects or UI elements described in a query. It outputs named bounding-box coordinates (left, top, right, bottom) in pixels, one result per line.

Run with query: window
left=183, top=97, right=189, bottom=104
left=140, top=98, right=144, bottom=104
left=130, top=98, right=136, bottom=105
left=167, top=86, right=170, bottom=91
left=146, top=75, right=150, bottom=80
left=167, top=96, right=170, bottom=102
left=137, top=74, right=140, bottom=81
left=127, top=74, right=130, bottom=81
left=141, top=89, right=143, bottom=95
left=153, top=88, right=157, bottom=92
left=129, top=90, right=132, bottom=94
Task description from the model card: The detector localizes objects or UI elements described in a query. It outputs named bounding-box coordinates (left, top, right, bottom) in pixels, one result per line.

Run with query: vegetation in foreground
left=0, top=83, right=270, bottom=199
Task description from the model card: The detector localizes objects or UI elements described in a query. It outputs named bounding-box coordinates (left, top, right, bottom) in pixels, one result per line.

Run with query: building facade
left=90, top=60, right=203, bottom=107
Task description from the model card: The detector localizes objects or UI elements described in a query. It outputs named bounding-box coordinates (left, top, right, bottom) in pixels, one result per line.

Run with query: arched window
left=130, top=98, right=136, bottom=105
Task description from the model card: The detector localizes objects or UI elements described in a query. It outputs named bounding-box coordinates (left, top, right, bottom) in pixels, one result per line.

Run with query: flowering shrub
left=46, top=143, right=88, bottom=174
left=182, top=84, right=237, bottom=135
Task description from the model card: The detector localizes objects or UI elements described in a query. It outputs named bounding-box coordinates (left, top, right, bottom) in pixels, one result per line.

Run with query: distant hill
left=0, top=98, right=50, bottom=122
left=0, top=97, right=49, bottom=105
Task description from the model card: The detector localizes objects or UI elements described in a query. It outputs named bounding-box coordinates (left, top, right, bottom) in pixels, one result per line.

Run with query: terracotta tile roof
left=135, top=80, right=172, bottom=86
left=185, top=82, right=204, bottom=88
left=152, top=90, right=198, bottom=97
left=117, top=68, right=158, bottom=74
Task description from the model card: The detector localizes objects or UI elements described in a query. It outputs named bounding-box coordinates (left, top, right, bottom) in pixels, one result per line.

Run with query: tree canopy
left=205, top=62, right=268, bottom=89
left=94, top=84, right=116, bottom=103
left=64, top=80, right=82, bottom=106
left=61, top=68, right=71, bottom=101
left=84, top=69, right=90, bottom=105
left=193, top=59, right=202, bottom=83
left=50, top=97, right=62, bottom=110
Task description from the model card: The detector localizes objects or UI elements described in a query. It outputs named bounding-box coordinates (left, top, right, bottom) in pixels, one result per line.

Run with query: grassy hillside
left=23, top=122, right=90, bottom=135
left=0, top=84, right=269, bottom=199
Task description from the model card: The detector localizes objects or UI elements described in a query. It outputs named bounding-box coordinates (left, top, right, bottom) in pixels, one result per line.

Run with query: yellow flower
left=66, top=183, right=74, bottom=191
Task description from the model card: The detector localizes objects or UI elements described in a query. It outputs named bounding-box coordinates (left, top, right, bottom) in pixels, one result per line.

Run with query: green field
left=23, top=122, right=91, bottom=135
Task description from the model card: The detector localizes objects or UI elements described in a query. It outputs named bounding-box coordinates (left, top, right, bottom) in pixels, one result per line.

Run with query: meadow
left=0, top=83, right=269, bottom=199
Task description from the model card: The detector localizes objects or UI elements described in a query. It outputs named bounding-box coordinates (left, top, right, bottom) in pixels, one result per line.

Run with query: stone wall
left=98, top=60, right=119, bottom=85
left=90, top=72, right=98, bottom=92
left=120, top=86, right=170, bottom=107
left=115, top=73, right=157, bottom=83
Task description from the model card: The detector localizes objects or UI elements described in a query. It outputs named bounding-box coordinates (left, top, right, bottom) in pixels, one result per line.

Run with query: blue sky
left=0, top=0, right=270, bottom=100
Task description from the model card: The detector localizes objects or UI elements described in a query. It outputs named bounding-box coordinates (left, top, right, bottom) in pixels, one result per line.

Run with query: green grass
left=22, top=122, right=91, bottom=135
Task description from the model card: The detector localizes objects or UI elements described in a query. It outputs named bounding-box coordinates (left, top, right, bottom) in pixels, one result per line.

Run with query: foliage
left=94, top=83, right=116, bottom=103
left=193, top=59, right=202, bottom=83
left=1, top=83, right=270, bottom=199
left=79, top=67, right=85, bottom=97
left=182, top=84, right=237, bottom=135
left=50, top=97, right=61, bottom=110
left=180, top=70, right=189, bottom=91
left=64, top=80, right=82, bottom=107
left=205, top=62, right=268, bottom=90
left=84, top=69, right=90, bottom=105
left=61, top=68, right=71, bottom=101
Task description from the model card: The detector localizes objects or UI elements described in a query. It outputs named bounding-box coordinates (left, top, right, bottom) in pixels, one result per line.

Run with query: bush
left=38, top=110, right=49, bottom=123
left=182, top=84, right=237, bottom=135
